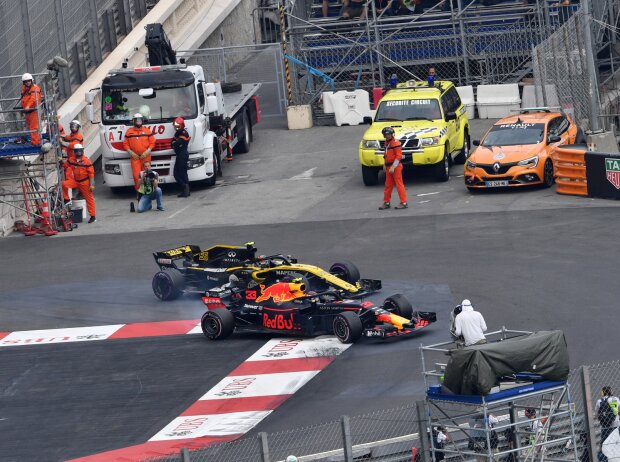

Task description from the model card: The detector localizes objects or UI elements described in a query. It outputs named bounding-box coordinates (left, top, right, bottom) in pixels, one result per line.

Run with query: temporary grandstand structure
left=0, top=70, right=69, bottom=236
left=420, top=329, right=579, bottom=462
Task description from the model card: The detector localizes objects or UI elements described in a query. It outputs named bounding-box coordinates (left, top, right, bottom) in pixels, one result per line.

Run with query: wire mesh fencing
left=180, top=44, right=286, bottom=117
left=0, top=0, right=155, bottom=101
left=532, top=8, right=599, bottom=130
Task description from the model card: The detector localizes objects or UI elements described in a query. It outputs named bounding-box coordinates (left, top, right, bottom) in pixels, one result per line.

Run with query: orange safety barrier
left=553, top=146, right=588, bottom=196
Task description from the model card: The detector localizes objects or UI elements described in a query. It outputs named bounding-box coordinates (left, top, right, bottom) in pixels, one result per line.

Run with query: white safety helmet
left=22, top=72, right=33, bottom=82
left=133, top=113, right=144, bottom=126
left=286, top=457, right=298, bottom=462
left=73, top=143, right=84, bottom=155
left=461, top=299, right=472, bottom=309
left=69, top=119, right=81, bottom=131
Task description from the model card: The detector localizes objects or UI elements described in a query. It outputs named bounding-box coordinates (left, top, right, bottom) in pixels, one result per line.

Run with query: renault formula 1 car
left=200, top=280, right=437, bottom=343
left=152, top=242, right=381, bottom=301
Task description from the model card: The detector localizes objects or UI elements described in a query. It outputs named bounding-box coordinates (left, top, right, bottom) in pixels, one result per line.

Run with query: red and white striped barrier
left=0, top=319, right=201, bottom=347
left=69, top=336, right=350, bottom=461
left=0, top=319, right=351, bottom=461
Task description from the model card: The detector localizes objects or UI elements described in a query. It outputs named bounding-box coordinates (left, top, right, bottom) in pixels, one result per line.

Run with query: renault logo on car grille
left=493, top=162, right=501, bottom=173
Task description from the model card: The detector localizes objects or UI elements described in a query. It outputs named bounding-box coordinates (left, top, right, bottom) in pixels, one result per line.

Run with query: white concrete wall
left=199, top=0, right=257, bottom=49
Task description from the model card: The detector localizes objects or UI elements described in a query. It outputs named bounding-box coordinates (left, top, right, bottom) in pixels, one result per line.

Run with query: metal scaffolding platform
left=420, top=329, right=580, bottom=462
left=0, top=70, right=72, bottom=236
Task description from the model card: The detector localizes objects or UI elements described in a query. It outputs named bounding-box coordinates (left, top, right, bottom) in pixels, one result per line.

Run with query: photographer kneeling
left=137, top=162, right=164, bottom=213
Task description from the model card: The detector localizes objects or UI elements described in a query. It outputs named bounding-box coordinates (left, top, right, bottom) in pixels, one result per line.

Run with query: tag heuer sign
left=605, top=158, right=620, bottom=189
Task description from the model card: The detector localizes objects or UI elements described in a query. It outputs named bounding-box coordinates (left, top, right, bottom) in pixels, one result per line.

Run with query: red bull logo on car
left=256, top=281, right=306, bottom=303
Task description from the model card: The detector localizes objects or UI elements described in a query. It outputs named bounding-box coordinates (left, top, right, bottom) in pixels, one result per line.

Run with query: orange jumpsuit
left=21, top=83, right=42, bottom=145
left=383, top=138, right=407, bottom=204
left=62, top=157, right=96, bottom=217
left=62, top=132, right=84, bottom=181
left=123, top=126, right=156, bottom=190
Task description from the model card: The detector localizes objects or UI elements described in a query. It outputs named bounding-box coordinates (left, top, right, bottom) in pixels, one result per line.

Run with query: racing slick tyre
left=329, top=260, right=361, bottom=284
left=201, top=309, right=235, bottom=340
left=543, top=158, right=554, bottom=188
left=575, top=127, right=586, bottom=144
left=384, top=293, right=413, bottom=320
left=362, top=166, right=380, bottom=186
left=333, top=311, right=363, bottom=344
left=435, top=147, right=450, bottom=182
left=152, top=268, right=185, bottom=301
left=454, top=133, right=470, bottom=164
left=233, top=110, right=251, bottom=154
left=222, top=82, right=242, bottom=93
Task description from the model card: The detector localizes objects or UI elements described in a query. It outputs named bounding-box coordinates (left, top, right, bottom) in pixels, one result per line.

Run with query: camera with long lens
left=147, top=171, right=156, bottom=180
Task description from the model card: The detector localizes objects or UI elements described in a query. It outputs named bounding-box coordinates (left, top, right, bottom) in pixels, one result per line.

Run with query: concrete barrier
left=456, top=85, right=475, bottom=120
left=476, top=84, right=521, bottom=119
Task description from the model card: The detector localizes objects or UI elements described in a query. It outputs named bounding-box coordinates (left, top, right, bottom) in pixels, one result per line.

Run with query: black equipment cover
left=443, top=330, right=569, bottom=395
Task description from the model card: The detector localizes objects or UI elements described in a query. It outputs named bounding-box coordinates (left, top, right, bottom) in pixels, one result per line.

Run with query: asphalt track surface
left=2, top=120, right=620, bottom=461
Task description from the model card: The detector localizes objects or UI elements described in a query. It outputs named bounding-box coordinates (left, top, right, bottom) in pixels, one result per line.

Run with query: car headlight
left=104, top=163, right=121, bottom=175
left=466, top=159, right=477, bottom=169
left=187, top=157, right=206, bottom=169
left=362, top=139, right=380, bottom=149
left=419, top=136, right=440, bottom=146
left=517, top=156, right=539, bottom=168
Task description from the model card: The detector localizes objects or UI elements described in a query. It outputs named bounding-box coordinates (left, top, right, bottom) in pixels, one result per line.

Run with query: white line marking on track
left=416, top=191, right=441, bottom=197
left=289, top=167, right=317, bottom=180
left=167, top=205, right=191, bottom=220
left=419, top=200, right=430, bottom=204
left=454, top=174, right=464, bottom=178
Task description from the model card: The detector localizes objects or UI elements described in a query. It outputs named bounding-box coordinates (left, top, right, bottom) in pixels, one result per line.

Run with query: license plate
left=485, top=180, right=509, bottom=187
left=158, top=177, right=166, bottom=183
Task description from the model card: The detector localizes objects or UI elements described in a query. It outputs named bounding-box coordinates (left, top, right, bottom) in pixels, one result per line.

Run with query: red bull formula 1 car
left=152, top=242, right=381, bottom=301
left=200, top=279, right=437, bottom=344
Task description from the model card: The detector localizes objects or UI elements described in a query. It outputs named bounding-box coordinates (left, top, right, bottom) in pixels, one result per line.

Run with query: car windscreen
left=101, top=83, right=198, bottom=124
left=482, top=123, right=545, bottom=146
left=375, top=99, right=442, bottom=122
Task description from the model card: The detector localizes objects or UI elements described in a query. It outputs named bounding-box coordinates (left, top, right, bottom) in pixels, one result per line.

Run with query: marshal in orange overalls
left=383, top=138, right=407, bottom=205
left=21, top=82, right=42, bottom=145
left=123, top=126, right=156, bottom=190
left=62, top=157, right=96, bottom=218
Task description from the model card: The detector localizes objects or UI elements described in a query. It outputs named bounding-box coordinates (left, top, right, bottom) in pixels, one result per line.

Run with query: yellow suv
left=359, top=80, right=470, bottom=185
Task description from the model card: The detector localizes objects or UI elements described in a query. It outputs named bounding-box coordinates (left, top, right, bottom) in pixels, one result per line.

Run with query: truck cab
left=88, top=63, right=260, bottom=190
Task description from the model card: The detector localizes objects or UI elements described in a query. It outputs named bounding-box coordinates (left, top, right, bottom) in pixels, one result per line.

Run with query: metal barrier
left=531, top=0, right=611, bottom=132
left=283, top=0, right=588, bottom=106
left=178, top=44, right=287, bottom=117
left=553, top=146, right=588, bottom=196
left=143, top=359, right=620, bottom=462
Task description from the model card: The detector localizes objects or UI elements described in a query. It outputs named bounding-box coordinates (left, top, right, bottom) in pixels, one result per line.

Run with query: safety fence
left=146, top=360, right=620, bottom=462
left=531, top=0, right=617, bottom=132
left=179, top=44, right=287, bottom=117
left=282, top=0, right=589, bottom=106
left=0, top=0, right=157, bottom=109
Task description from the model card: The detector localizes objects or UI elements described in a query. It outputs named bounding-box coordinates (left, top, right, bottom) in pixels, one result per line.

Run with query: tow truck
left=85, top=23, right=261, bottom=190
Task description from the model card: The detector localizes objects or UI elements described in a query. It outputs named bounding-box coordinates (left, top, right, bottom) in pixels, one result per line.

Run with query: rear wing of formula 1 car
left=153, top=245, right=202, bottom=268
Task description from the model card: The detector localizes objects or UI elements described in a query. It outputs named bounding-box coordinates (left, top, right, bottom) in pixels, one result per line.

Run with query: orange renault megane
left=464, top=109, right=584, bottom=190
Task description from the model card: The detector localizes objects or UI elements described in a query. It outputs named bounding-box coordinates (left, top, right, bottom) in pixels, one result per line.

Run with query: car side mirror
left=445, top=111, right=457, bottom=121
left=548, top=135, right=562, bottom=143
left=472, top=139, right=480, bottom=146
